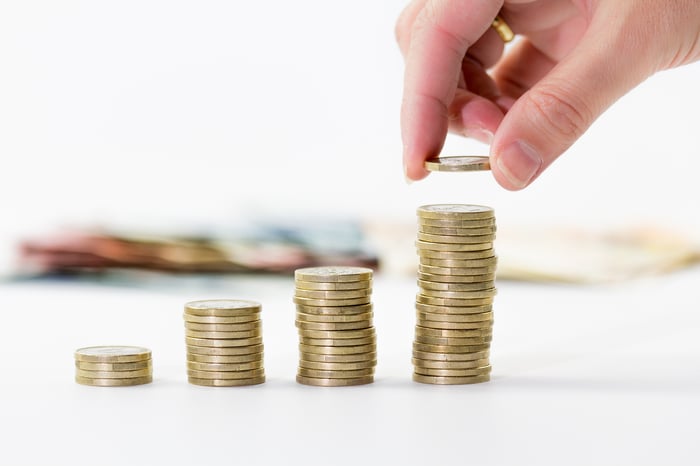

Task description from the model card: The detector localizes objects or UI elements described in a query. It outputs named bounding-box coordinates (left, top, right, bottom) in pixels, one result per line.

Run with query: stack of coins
left=294, top=266, right=377, bottom=387
left=184, top=299, right=265, bottom=387
left=413, top=204, right=497, bottom=385
left=75, top=346, right=153, bottom=387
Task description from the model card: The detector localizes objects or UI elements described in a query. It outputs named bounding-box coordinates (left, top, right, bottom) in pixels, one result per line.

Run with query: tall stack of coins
left=294, top=266, right=377, bottom=387
left=413, top=204, right=496, bottom=385
left=184, top=300, right=265, bottom=387
left=74, top=346, right=153, bottom=387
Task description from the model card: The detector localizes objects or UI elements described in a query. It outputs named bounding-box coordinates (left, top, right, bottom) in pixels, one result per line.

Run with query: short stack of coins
left=184, top=299, right=265, bottom=387
left=294, top=266, right=377, bottom=387
left=74, top=346, right=153, bottom=387
left=413, top=204, right=497, bottom=385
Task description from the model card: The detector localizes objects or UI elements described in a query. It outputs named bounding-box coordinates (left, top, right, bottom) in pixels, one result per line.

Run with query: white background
left=1, top=0, right=699, bottom=263
left=1, top=2, right=700, bottom=465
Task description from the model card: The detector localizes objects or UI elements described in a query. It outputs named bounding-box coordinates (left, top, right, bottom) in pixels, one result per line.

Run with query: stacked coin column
left=75, top=346, right=153, bottom=387
left=294, top=266, right=377, bottom=387
left=184, top=300, right=265, bottom=387
left=412, top=204, right=497, bottom=385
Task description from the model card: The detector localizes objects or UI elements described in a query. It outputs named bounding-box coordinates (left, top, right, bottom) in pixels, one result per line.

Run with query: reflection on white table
left=2, top=271, right=700, bottom=465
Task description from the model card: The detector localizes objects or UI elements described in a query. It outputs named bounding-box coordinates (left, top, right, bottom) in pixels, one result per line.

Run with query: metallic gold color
left=296, top=375, right=373, bottom=387
left=412, top=374, right=490, bottom=385
left=188, top=376, right=265, bottom=387
left=424, top=156, right=491, bottom=172
left=74, top=346, right=151, bottom=363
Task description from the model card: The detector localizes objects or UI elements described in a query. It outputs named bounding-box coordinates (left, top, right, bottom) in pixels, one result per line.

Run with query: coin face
left=424, top=156, right=491, bottom=172
left=185, top=300, right=261, bottom=311
left=294, top=266, right=373, bottom=283
left=74, top=346, right=151, bottom=363
left=417, top=204, right=494, bottom=219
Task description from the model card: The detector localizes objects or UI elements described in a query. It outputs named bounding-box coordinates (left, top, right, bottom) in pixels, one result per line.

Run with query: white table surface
left=2, top=270, right=700, bottom=465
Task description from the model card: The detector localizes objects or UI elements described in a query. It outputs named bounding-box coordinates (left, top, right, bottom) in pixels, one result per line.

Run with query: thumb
left=490, top=11, right=656, bottom=190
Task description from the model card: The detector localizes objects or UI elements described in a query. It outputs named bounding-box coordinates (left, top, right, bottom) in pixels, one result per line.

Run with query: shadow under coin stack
left=184, top=300, right=265, bottom=387
left=413, top=204, right=497, bottom=385
left=74, top=346, right=153, bottom=387
left=294, top=266, right=377, bottom=387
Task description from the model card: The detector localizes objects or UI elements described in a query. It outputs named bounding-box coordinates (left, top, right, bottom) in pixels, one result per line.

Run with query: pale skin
left=397, top=0, right=700, bottom=189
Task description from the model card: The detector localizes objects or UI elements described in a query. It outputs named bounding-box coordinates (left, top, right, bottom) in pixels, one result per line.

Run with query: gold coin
left=299, top=336, right=376, bottom=347
left=293, top=296, right=371, bottom=307
left=415, top=240, right=494, bottom=252
left=414, top=335, right=492, bottom=346
left=185, top=336, right=263, bottom=348
left=298, top=328, right=375, bottom=339
left=184, top=299, right=261, bottom=317
left=416, top=294, right=495, bottom=306
left=417, top=249, right=495, bottom=260
left=420, top=257, right=497, bottom=268
left=414, top=365, right=492, bottom=377
left=412, top=349, right=490, bottom=361
left=417, top=232, right=494, bottom=244
left=416, top=326, right=492, bottom=338
left=416, top=310, right=493, bottom=322
left=294, top=266, right=373, bottom=283
left=187, top=353, right=263, bottom=364
left=186, top=343, right=263, bottom=355
left=418, top=225, right=496, bottom=236
left=295, top=279, right=372, bottom=291
left=296, top=303, right=373, bottom=315
left=413, top=342, right=491, bottom=354
left=295, top=320, right=371, bottom=331
left=417, top=280, right=494, bottom=292
left=185, top=328, right=261, bottom=339
left=75, top=368, right=152, bottom=379
left=417, top=272, right=496, bottom=284
left=186, top=360, right=264, bottom=372
left=183, top=314, right=260, bottom=324
left=412, top=358, right=490, bottom=370
left=302, top=352, right=377, bottom=363
left=75, top=360, right=152, bottom=372
left=298, top=359, right=376, bottom=371
left=188, top=376, right=265, bottom=387
left=418, top=265, right=497, bottom=277
left=75, top=375, right=153, bottom=387
left=184, top=321, right=261, bottom=332
left=294, top=288, right=371, bottom=299
left=418, top=217, right=496, bottom=228
left=74, top=346, right=151, bottom=363
left=296, top=375, right=373, bottom=387
left=424, top=156, right=491, bottom=172
left=297, top=367, right=374, bottom=379
left=415, top=302, right=493, bottom=315
left=296, top=311, right=373, bottom=323
left=299, top=343, right=376, bottom=355
left=417, top=204, right=494, bottom=220
left=417, top=288, right=497, bottom=299
left=187, top=368, right=265, bottom=380
left=416, top=318, right=493, bottom=330
left=412, top=374, right=490, bottom=385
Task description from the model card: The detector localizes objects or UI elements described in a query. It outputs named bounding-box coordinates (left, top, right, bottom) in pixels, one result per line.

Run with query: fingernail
left=496, top=141, right=542, bottom=189
left=464, top=127, right=494, bottom=145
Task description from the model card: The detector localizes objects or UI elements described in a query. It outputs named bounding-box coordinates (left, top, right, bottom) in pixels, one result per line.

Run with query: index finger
left=401, top=0, right=502, bottom=180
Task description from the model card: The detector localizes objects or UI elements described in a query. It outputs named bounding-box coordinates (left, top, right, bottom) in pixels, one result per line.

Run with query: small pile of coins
left=413, top=204, right=497, bottom=385
left=294, top=266, right=377, bottom=387
left=184, top=299, right=265, bottom=387
left=74, top=346, right=153, bottom=387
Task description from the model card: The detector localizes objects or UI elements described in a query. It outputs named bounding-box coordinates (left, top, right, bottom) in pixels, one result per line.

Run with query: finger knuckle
left=524, top=85, right=591, bottom=141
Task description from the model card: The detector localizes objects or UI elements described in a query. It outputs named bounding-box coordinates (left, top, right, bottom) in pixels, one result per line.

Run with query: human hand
left=397, top=0, right=700, bottom=189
